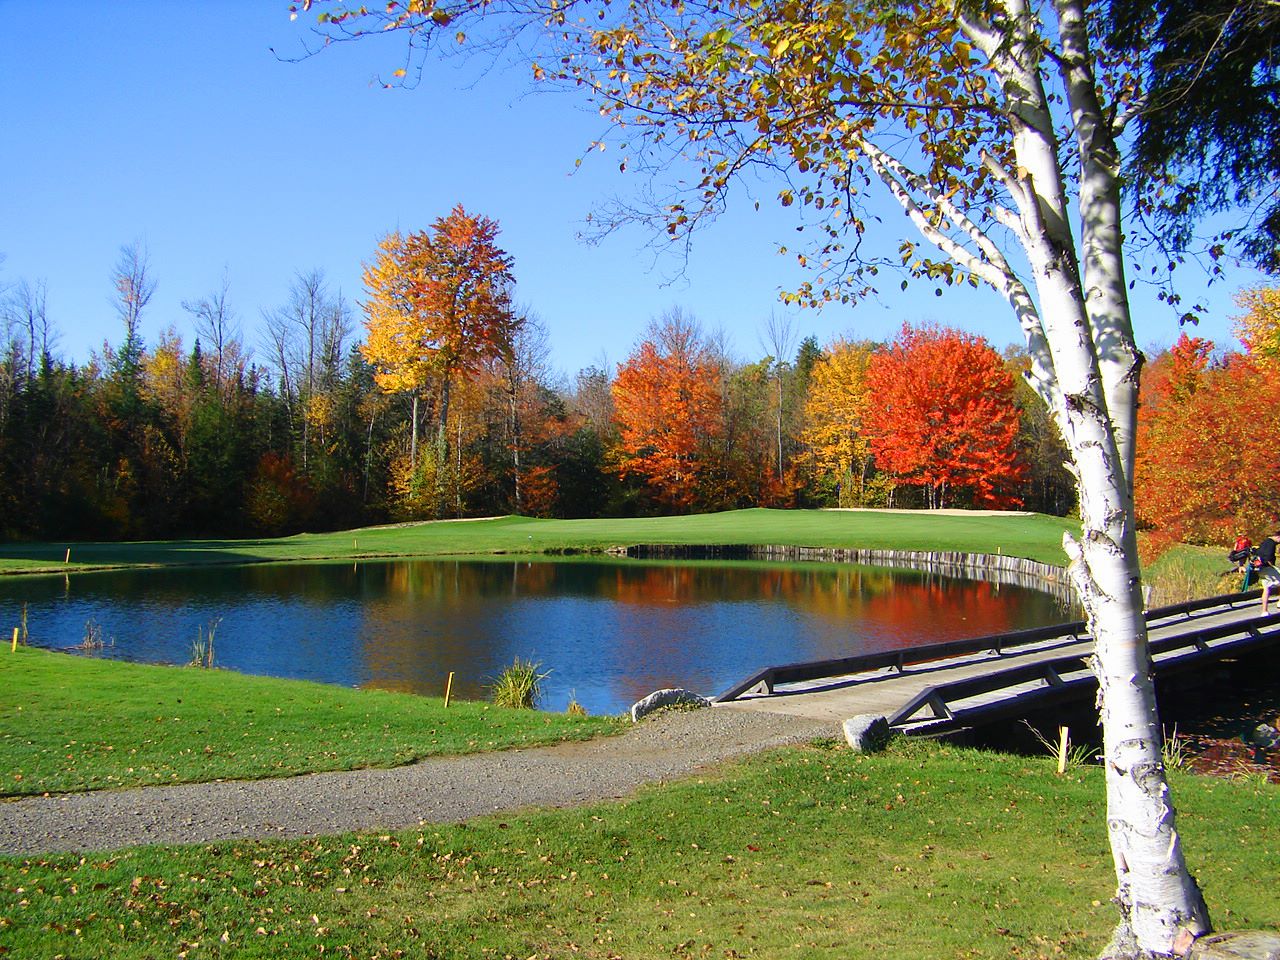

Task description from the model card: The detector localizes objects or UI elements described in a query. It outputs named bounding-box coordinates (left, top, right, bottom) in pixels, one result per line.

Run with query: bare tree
left=500, top=308, right=550, bottom=512
left=3, top=279, right=50, bottom=384
left=262, top=269, right=350, bottom=472
left=760, top=312, right=797, bottom=484
left=112, top=240, right=155, bottom=372
left=182, top=270, right=241, bottom=395
left=568, top=357, right=616, bottom=438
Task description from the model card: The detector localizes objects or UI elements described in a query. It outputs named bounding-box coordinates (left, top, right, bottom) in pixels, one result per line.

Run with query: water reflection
left=0, top=558, right=1075, bottom=715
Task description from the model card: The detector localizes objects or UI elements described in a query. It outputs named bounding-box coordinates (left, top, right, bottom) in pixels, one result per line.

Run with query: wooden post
left=443, top=671, right=455, bottom=708
left=10, top=627, right=18, bottom=653
left=64, top=548, right=71, bottom=564
left=1057, top=726, right=1070, bottom=775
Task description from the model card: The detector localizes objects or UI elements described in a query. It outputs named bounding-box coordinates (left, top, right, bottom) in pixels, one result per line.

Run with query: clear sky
left=0, top=3, right=1268, bottom=381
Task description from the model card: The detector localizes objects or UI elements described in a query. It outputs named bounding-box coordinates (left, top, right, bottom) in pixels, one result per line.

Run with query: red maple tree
left=611, top=314, right=723, bottom=509
left=863, top=323, right=1026, bottom=508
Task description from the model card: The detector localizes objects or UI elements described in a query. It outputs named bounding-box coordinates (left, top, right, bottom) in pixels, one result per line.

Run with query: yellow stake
left=1057, top=726, right=1070, bottom=775
left=10, top=627, right=18, bottom=653
left=444, top=671, right=455, bottom=708
left=64, top=548, right=71, bottom=564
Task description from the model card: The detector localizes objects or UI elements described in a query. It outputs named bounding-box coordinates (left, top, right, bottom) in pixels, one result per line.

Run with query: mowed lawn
left=0, top=508, right=1080, bottom=575
left=0, top=738, right=1275, bottom=960
left=0, top=647, right=621, bottom=797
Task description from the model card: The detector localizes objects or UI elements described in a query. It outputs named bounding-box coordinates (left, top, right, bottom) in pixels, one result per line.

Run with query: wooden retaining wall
left=616, top=543, right=1073, bottom=602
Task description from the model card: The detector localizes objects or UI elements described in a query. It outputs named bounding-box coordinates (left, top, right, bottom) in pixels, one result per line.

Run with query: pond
left=0, top=558, right=1076, bottom=716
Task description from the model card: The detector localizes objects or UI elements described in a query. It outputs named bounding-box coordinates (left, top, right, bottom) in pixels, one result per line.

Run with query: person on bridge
left=1230, top=532, right=1257, bottom=589
left=1255, top=531, right=1280, bottom=613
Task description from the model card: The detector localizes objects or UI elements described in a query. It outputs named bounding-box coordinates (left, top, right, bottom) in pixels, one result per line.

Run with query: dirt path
left=0, top=707, right=834, bottom=856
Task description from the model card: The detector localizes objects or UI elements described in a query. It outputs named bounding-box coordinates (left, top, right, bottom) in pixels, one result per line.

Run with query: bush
left=489, top=657, right=549, bottom=710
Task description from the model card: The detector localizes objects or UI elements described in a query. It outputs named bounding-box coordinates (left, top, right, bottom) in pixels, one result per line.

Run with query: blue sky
left=0, top=3, right=1268, bottom=380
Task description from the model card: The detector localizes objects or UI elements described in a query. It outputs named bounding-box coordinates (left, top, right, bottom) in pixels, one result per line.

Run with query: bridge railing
left=716, top=589, right=1264, bottom=704
left=888, top=606, right=1280, bottom=729
left=715, top=618, right=1087, bottom=702
left=1145, top=588, right=1260, bottom=621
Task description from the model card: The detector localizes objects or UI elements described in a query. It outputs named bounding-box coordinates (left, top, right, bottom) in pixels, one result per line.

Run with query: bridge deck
left=716, top=596, right=1277, bottom=731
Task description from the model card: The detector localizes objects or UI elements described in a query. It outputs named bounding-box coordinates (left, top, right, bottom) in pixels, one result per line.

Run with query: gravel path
left=0, top=706, right=834, bottom=856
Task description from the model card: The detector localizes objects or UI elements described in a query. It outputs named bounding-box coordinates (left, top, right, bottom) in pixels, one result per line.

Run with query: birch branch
left=855, top=135, right=1060, bottom=407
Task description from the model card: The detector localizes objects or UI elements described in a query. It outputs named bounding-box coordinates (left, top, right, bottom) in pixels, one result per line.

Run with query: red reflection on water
left=861, top=575, right=1016, bottom=648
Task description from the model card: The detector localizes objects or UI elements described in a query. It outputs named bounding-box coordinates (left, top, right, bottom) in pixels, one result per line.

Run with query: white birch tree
left=297, top=0, right=1214, bottom=953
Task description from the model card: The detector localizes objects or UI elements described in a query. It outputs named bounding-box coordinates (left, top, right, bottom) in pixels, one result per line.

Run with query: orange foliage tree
left=1135, top=333, right=1280, bottom=546
left=864, top=324, right=1026, bottom=509
left=360, top=205, right=518, bottom=466
left=611, top=313, right=723, bottom=509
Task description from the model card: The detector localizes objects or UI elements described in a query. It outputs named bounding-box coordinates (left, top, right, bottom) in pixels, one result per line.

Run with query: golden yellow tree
left=800, top=340, right=883, bottom=506
left=1233, top=285, right=1280, bottom=368
left=360, top=206, right=517, bottom=498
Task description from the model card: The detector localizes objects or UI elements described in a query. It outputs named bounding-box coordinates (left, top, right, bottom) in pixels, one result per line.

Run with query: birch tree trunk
left=954, top=4, right=1211, bottom=953
left=865, top=4, right=1213, bottom=953
left=509, top=385, right=523, bottom=514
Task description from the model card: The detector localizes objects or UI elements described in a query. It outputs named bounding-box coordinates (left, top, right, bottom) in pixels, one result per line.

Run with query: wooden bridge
left=715, top=591, right=1280, bottom=735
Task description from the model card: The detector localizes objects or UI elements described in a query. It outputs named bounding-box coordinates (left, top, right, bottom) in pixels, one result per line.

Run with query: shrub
left=489, top=657, right=549, bottom=710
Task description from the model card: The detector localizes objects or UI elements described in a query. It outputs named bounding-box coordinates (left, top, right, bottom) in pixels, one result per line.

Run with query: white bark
left=866, top=3, right=1210, bottom=955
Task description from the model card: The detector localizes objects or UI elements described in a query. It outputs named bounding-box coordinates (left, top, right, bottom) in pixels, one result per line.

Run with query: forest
left=0, top=206, right=1272, bottom=546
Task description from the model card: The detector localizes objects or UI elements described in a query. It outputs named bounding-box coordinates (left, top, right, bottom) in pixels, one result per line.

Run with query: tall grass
left=1142, top=542, right=1237, bottom=606
left=489, top=657, right=549, bottom=709
left=189, top=617, right=220, bottom=669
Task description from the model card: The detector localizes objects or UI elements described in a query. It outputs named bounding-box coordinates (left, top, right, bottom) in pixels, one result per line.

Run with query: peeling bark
left=866, top=3, right=1213, bottom=955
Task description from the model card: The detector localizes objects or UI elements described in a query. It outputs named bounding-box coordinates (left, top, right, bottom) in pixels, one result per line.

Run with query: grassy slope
left=0, top=739, right=1274, bottom=959
left=0, top=647, right=621, bottom=797
left=0, top=508, right=1080, bottom=574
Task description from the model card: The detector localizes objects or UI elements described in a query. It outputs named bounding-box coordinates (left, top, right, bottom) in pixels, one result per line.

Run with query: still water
left=0, top=558, right=1075, bottom=716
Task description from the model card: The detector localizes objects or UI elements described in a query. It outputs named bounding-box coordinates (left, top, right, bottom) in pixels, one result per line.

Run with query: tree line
left=1136, top=286, right=1280, bottom=557
left=28, top=206, right=1253, bottom=544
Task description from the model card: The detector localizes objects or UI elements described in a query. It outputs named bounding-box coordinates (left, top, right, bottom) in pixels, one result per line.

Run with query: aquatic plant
left=489, top=657, right=549, bottom=710
left=190, top=618, right=221, bottom=669
left=77, top=619, right=106, bottom=652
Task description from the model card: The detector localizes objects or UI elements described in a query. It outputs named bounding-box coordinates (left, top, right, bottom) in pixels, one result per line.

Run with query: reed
left=489, top=657, right=549, bottom=710
left=189, top=617, right=220, bottom=669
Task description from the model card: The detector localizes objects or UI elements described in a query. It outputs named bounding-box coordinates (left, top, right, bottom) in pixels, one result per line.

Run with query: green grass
left=0, top=647, right=621, bottom=797
left=1, top=738, right=1274, bottom=959
left=1144, top=543, right=1241, bottom=606
left=0, top=508, right=1081, bottom=576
